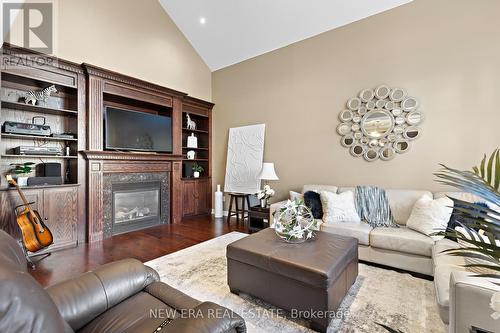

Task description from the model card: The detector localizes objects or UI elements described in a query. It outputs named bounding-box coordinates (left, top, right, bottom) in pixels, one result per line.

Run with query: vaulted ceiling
left=159, top=0, right=413, bottom=71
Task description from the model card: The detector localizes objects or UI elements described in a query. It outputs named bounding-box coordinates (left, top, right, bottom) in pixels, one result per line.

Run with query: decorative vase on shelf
left=273, top=199, right=319, bottom=244
left=16, top=176, right=28, bottom=187
left=187, top=133, right=198, bottom=148
left=260, top=199, right=267, bottom=208
left=193, top=171, right=200, bottom=178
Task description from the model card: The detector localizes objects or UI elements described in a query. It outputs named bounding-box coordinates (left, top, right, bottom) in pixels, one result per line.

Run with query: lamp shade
left=258, top=162, right=279, bottom=180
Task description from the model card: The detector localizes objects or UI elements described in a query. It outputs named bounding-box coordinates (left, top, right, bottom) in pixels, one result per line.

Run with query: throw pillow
left=456, top=227, right=499, bottom=275
left=406, top=195, right=454, bottom=241
left=320, top=191, right=361, bottom=223
left=289, top=191, right=303, bottom=201
left=303, top=191, right=323, bottom=219
left=446, top=200, right=490, bottom=241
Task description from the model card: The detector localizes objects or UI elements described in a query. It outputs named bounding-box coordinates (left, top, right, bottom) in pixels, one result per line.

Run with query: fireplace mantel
left=81, top=150, right=183, bottom=161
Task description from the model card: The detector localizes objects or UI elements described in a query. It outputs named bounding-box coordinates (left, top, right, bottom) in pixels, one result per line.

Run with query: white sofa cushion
left=433, top=238, right=462, bottom=268
left=406, top=195, right=453, bottom=240
left=338, top=188, right=433, bottom=225
left=385, top=189, right=433, bottom=225
left=321, top=222, right=372, bottom=246
left=302, top=184, right=338, bottom=194
left=337, top=187, right=355, bottom=194
left=433, top=191, right=482, bottom=203
left=370, top=227, right=434, bottom=257
left=434, top=191, right=500, bottom=214
left=289, top=191, right=302, bottom=201
left=432, top=239, right=466, bottom=324
left=434, top=263, right=456, bottom=323
left=320, top=191, right=361, bottom=223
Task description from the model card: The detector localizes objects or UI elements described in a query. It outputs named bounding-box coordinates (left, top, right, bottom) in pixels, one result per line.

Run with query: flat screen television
left=104, top=106, right=172, bottom=153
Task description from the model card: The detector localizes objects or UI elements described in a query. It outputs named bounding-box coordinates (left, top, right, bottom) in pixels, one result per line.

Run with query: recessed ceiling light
left=199, top=17, right=206, bottom=25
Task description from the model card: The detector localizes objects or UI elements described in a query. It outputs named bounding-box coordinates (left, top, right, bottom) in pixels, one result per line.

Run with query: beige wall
left=212, top=0, right=500, bottom=203
left=57, top=0, right=211, bottom=100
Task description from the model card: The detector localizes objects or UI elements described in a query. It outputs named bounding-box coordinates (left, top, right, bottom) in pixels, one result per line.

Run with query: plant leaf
left=487, top=150, right=495, bottom=185
left=472, top=273, right=500, bottom=279
left=463, top=264, right=500, bottom=272
left=495, top=149, right=500, bottom=190
left=376, top=323, right=404, bottom=333
left=480, top=154, right=486, bottom=179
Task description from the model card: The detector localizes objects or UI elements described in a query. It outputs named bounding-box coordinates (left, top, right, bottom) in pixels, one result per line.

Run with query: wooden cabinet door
left=0, top=188, right=43, bottom=239
left=182, top=181, right=196, bottom=216
left=195, top=179, right=211, bottom=215
left=42, top=187, right=78, bottom=252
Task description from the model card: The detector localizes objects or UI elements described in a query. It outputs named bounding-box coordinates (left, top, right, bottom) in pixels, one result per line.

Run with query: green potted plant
left=192, top=163, right=204, bottom=178
left=9, top=162, right=35, bottom=187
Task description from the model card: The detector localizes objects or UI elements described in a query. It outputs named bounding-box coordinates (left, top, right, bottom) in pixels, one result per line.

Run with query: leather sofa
left=271, top=185, right=500, bottom=333
left=0, top=229, right=246, bottom=333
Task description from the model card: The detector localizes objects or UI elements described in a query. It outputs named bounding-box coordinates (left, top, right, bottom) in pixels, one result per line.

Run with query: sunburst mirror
left=337, top=85, right=423, bottom=162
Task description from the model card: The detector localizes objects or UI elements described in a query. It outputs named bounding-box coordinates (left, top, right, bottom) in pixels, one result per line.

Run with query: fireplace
left=112, top=181, right=161, bottom=235
left=102, top=171, right=170, bottom=238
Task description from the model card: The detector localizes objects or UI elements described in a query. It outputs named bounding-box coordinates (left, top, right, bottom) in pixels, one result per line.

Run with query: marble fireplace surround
left=82, top=151, right=183, bottom=242
left=102, top=172, right=170, bottom=238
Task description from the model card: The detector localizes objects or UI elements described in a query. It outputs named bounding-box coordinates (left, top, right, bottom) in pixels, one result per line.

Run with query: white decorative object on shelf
left=23, top=85, right=57, bottom=106
left=187, top=133, right=198, bottom=148
left=186, top=113, right=197, bottom=130
left=186, top=150, right=195, bottom=159
left=337, top=85, right=423, bottom=162
left=224, top=124, right=265, bottom=194
left=214, top=184, right=223, bottom=218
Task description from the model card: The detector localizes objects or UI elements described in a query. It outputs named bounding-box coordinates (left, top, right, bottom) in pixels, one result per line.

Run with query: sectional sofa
left=270, top=185, right=499, bottom=333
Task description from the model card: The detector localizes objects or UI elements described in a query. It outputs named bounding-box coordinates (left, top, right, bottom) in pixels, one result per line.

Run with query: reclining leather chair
left=0, top=230, right=246, bottom=333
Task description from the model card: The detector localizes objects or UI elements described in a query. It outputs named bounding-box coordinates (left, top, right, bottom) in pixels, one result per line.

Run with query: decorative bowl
left=273, top=199, right=318, bottom=243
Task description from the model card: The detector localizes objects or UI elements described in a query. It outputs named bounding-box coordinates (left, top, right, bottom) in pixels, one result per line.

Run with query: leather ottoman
left=227, top=228, right=358, bottom=332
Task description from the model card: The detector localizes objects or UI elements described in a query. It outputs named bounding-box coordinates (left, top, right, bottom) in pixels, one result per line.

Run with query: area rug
left=145, top=232, right=446, bottom=333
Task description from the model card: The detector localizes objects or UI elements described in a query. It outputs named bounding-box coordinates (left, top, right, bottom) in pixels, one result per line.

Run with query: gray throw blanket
left=355, top=186, right=399, bottom=228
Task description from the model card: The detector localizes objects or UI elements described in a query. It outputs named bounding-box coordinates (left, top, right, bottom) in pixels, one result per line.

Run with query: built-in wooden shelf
left=181, top=177, right=210, bottom=181
left=182, top=158, right=208, bottom=162
left=1, top=154, right=77, bottom=159
left=181, top=127, right=209, bottom=134
left=0, top=183, right=80, bottom=191
left=183, top=111, right=209, bottom=118
left=1, top=133, right=78, bottom=142
left=1, top=100, right=78, bottom=117
left=182, top=146, right=208, bottom=150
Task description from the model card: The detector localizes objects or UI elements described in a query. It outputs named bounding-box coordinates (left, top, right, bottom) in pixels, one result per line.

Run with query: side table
left=248, top=206, right=270, bottom=233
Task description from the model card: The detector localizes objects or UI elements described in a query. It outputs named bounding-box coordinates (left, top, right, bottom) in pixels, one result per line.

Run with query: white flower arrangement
left=273, top=198, right=318, bottom=243
left=257, top=184, right=275, bottom=200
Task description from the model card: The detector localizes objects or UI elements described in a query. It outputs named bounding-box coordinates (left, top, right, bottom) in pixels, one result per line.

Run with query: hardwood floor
left=30, top=216, right=248, bottom=287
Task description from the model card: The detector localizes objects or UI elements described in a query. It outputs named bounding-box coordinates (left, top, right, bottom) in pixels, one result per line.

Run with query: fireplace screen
left=112, top=181, right=161, bottom=235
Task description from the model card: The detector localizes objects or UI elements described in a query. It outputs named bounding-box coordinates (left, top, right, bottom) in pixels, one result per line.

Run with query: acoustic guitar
left=6, top=175, right=53, bottom=252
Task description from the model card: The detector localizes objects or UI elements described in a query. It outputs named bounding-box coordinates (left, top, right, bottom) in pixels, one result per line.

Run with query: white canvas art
left=224, top=124, right=265, bottom=194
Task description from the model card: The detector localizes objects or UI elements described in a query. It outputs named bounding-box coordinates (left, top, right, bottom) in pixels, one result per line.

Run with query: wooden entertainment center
left=0, top=44, right=213, bottom=249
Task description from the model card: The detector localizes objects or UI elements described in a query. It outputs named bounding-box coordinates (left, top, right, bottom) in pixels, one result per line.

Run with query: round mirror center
left=361, top=110, right=394, bottom=139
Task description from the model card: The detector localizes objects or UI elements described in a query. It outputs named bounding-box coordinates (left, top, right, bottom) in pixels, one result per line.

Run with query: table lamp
left=258, top=162, right=279, bottom=186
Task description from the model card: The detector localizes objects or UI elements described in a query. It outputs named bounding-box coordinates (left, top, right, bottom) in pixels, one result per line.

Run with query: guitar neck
left=16, top=184, right=31, bottom=210
left=13, top=183, right=34, bottom=213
